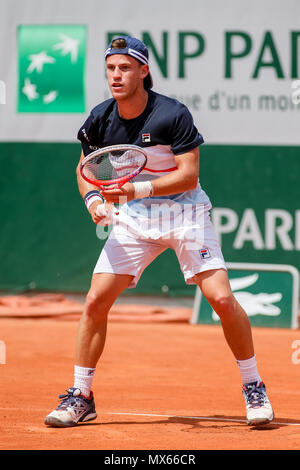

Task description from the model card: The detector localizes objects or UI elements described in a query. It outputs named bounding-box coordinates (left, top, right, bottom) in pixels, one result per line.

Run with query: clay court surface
left=1, top=302, right=300, bottom=451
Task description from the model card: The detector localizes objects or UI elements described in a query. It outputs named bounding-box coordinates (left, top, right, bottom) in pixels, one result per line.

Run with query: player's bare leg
left=44, top=272, right=133, bottom=427
left=193, top=268, right=254, bottom=360
left=75, top=272, right=134, bottom=367
left=193, top=268, right=274, bottom=425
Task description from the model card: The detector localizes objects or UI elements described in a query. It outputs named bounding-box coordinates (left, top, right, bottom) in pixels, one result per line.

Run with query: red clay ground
left=0, top=317, right=300, bottom=450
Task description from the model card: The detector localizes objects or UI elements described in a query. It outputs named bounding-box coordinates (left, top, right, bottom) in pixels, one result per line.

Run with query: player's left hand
left=100, top=182, right=135, bottom=203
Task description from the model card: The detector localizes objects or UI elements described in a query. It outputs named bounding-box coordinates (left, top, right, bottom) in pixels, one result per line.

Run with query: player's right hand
left=89, top=201, right=112, bottom=226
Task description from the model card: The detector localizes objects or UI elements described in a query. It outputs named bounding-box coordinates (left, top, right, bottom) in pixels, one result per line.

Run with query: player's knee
left=209, top=294, right=236, bottom=320
left=85, top=290, right=110, bottom=320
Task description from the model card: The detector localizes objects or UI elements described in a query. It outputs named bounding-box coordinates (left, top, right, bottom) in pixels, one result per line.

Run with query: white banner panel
left=0, top=0, right=299, bottom=144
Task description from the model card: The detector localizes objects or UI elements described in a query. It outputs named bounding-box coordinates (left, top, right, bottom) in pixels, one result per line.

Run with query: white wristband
left=86, top=195, right=102, bottom=209
left=132, top=181, right=153, bottom=199
left=84, top=191, right=103, bottom=210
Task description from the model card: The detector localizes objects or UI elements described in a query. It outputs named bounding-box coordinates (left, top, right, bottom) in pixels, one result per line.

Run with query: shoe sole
left=247, top=412, right=274, bottom=426
left=44, top=412, right=97, bottom=428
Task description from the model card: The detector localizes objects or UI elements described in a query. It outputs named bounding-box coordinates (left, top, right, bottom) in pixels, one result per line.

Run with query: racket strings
left=109, top=150, right=144, bottom=176
left=81, top=149, right=146, bottom=182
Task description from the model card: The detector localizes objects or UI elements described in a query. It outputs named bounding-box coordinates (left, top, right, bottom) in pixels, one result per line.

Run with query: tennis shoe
left=242, top=381, right=274, bottom=425
left=44, top=387, right=97, bottom=427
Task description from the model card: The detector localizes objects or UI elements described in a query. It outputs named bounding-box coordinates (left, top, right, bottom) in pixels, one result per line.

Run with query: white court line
left=108, top=411, right=300, bottom=427
left=1, top=407, right=299, bottom=427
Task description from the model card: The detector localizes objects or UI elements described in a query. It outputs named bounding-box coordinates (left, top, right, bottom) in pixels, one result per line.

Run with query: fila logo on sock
left=142, top=133, right=151, bottom=142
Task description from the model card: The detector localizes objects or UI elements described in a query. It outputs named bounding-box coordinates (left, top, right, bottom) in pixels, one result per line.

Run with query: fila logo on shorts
left=200, top=248, right=211, bottom=259
left=142, top=133, right=151, bottom=142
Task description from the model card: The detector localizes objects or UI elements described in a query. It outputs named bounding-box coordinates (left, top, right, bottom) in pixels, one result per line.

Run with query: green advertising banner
left=17, top=25, right=86, bottom=113
left=0, top=143, right=299, bottom=296
left=191, top=263, right=299, bottom=329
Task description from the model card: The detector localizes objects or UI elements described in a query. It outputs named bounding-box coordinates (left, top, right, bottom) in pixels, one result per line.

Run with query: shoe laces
left=244, top=382, right=266, bottom=408
left=56, top=388, right=82, bottom=410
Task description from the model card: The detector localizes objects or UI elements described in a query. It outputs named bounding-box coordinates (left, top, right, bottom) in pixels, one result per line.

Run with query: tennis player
left=44, top=36, right=274, bottom=427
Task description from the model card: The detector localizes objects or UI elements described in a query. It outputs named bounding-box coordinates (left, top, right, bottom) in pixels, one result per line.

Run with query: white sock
left=73, top=365, right=96, bottom=397
left=236, top=355, right=262, bottom=385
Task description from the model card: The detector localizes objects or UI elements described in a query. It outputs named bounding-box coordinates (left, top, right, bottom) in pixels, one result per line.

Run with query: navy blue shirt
left=78, top=90, right=204, bottom=156
left=78, top=90, right=210, bottom=211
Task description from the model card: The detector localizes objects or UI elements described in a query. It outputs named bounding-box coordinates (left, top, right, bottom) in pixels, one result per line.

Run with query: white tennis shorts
left=94, top=202, right=226, bottom=288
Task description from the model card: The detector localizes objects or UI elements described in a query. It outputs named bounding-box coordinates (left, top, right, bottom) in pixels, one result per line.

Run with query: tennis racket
left=80, top=144, right=148, bottom=221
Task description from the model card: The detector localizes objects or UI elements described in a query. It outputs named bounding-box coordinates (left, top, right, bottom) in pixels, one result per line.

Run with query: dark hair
left=111, top=38, right=127, bottom=49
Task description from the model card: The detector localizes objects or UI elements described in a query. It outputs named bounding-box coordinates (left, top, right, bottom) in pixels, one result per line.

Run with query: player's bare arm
left=100, top=147, right=199, bottom=204
left=76, top=151, right=106, bottom=224
left=151, top=147, right=199, bottom=195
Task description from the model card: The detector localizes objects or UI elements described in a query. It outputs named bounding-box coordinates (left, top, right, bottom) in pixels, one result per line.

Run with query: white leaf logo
left=53, top=34, right=80, bottom=63
left=27, top=51, right=55, bottom=73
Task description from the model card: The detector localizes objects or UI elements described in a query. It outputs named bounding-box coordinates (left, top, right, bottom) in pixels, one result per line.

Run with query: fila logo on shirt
left=200, top=248, right=211, bottom=259
left=142, top=133, right=151, bottom=142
